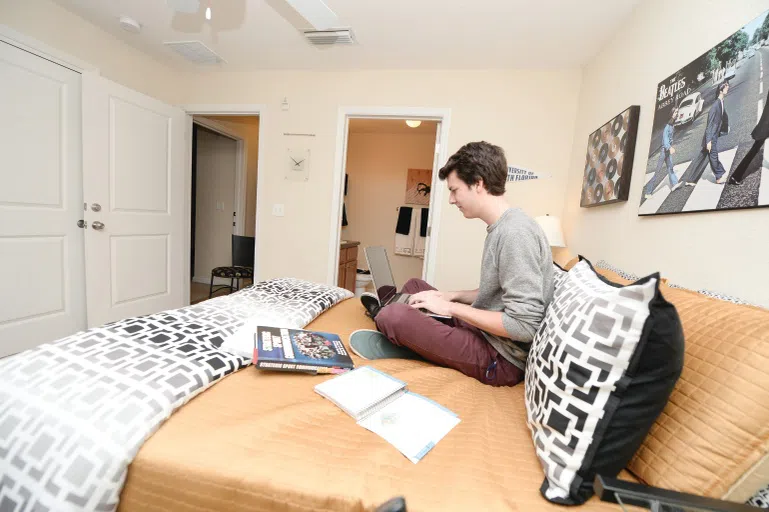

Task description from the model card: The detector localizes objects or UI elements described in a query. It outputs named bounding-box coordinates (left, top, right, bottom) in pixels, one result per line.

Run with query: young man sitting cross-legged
left=352, top=141, right=554, bottom=387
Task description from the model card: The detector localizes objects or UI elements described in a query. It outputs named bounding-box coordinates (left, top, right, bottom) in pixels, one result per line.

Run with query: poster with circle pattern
left=580, top=106, right=640, bottom=207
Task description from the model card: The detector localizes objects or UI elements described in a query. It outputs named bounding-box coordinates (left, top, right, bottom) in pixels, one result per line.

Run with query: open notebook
left=314, top=366, right=460, bottom=463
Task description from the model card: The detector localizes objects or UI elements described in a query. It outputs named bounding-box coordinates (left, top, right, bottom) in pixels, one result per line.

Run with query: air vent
left=302, top=29, right=355, bottom=46
left=163, top=40, right=225, bottom=65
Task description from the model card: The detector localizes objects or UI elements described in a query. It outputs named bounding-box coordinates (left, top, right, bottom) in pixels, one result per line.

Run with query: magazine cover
left=253, top=326, right=354, bottom=374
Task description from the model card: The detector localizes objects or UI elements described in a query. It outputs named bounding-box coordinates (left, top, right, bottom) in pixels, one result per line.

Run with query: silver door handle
left=91, top=221, right=105, bottom=230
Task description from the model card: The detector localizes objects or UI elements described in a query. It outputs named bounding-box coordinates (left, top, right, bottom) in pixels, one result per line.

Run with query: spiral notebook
left=314, top=366, right=460, bottom=463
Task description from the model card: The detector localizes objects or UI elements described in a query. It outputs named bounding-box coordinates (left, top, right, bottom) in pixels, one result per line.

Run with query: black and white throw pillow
left=594, top=259, right=640, bottom=282
left=525, top=258, right=685, bottom=504
left=748, top=484, right=769, bottom=508
left=553, top=262, right=568, bottom=291
left=696, top=288, right=757, bottom=307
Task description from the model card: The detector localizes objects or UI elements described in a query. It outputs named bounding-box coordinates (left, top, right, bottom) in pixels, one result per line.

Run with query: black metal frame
left=595, top=475, right=758, bottom=511
left=208, top=274, right=249, bottom=298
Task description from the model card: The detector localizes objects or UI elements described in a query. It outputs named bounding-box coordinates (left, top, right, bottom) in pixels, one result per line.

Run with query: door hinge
left=427, top=226, right=432, bottom=237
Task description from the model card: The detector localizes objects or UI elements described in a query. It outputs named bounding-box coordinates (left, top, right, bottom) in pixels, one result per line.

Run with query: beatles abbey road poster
left=639, top=9, right=769, bottom=215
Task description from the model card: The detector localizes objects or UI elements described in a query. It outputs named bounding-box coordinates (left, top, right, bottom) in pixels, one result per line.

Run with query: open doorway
left=336, top=117, right=443, bottom=297
left=188, top=115, right=260, bottom=304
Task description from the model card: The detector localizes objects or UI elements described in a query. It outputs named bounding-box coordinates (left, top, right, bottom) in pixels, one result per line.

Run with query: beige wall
left=342, top=131, right=436, bottom=288
left=194, top=129, right=237, bottom=281
left=0, top=0, right=181, bottom=104
left=179, top=69, right=582, bottom=290
left=199, top=116, right=260, bottom=237
left=562, top=0, right=769, bottom=308
left=2, top=0, right=582, bottom=293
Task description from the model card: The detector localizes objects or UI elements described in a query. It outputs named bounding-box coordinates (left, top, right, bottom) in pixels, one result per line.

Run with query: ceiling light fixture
left=205, top=6, right=211, bottom=20
left=406, top=120, right=421, bottom=128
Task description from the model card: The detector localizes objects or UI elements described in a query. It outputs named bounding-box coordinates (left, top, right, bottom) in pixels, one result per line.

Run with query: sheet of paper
left=357, top=392, right=460, bottom=464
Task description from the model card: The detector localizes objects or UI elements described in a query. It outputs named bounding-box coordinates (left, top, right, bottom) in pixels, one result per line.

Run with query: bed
left=1, top=279, right=633, bottom=512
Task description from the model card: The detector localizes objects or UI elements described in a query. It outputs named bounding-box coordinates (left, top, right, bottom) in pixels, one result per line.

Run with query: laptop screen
left=364, top=246, right=397, bottom=304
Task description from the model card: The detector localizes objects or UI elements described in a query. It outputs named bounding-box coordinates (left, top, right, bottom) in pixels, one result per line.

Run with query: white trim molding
left=328, top=106, right=452, bottom=287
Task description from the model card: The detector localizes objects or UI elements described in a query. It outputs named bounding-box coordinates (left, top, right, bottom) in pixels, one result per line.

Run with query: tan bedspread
left=119, top=297, right=635, bottom=511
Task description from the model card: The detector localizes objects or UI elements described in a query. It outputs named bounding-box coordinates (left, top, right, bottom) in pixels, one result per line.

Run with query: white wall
left=179, top=69, right=582, bottom=291
left=0, top=0, right=181, bottom=104
left=193, top=129, right=237, bottom=282
left=342, top=131, right=436, bottom=288
left=562, top=0, right=769, bottom=308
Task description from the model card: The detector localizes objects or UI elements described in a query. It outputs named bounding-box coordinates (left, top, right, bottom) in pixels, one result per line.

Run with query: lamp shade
left=534, top=215, right=566, bottom=248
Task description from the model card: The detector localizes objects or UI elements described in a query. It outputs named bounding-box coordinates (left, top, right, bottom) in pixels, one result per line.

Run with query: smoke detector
left=302, top=29, right=355, bottom=46
left=119, top=16, right=142, bottom=34
left=163, top=40, right=225, bottom=65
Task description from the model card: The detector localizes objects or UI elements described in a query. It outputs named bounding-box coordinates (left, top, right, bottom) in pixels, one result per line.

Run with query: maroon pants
left=375, top=278, right=524, bottom=387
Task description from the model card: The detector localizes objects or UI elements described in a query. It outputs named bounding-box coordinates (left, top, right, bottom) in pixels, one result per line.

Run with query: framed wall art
left=580, top=105, right=640, bottom=208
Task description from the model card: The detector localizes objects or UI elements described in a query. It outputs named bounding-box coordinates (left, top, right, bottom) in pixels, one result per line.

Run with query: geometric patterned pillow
left=665, top=281, right=764, bottom=309
left=553, top=261, right=568, bottom=291
left=594, top=259, right=641, bottom=282
left=696, top=288, right=758, bottom=307
left=525, top=258, right=685, bottom=504
left=748, top=485, right=769, bottom=508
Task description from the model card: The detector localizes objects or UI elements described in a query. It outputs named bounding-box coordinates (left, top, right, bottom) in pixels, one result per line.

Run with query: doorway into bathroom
left=339, top=118, right=440, bottom=292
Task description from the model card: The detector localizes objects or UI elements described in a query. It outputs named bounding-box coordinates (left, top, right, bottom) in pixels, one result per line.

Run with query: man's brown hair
left=438, top=141, right=507, bottom=196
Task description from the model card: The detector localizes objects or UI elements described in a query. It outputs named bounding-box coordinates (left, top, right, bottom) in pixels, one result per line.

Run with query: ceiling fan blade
left=166, top=0, right=201, bottom=14
left=284, top=0, right=340, bottom=31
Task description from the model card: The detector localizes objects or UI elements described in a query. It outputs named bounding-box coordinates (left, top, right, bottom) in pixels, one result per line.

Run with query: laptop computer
left=364, top=246, right=451, bottom=319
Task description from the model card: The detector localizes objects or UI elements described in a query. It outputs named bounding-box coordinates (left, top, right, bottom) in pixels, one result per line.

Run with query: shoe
left=685, top=182, right=696, bottom=187
left=360, top=293, right=381, bottom=319
left=716, top=176, right=727, bottom=184
left=671, top=182, right=683, bottom=191
left=349, top=329, right=424, bottom=360
left=729, top=177, right=743, bottom=185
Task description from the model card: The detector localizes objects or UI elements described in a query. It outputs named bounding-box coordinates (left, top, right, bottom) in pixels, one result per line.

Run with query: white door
left=82, top=73, right=187, bottom=327
left=422, top=121, right=442, bottom=283
left=0, top=41, right=86, bottom=357
left=193, top=127, right=237, bottom=283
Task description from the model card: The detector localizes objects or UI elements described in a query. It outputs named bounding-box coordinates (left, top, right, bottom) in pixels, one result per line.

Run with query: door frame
left=329, top=106, right=452, bottom=286
left=183, top=105, right=267, bottom=303
left=191, top=115, right=247, bottom=237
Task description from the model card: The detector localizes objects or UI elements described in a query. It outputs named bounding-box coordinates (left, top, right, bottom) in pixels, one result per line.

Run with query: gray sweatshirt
left=472, top=208, right=554, bottom=370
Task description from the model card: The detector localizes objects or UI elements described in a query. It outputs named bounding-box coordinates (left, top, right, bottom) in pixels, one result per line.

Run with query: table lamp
left=534, top=215, right=566, bottom=248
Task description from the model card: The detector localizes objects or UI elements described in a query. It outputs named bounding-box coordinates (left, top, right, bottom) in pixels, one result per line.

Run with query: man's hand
left=409, top=295, right=453, bottom=317
left=670, top=146, right=676, bottom=154
left=707, top=141, right=712, bottom=152
left=407, top=289, right=448, bottom=305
